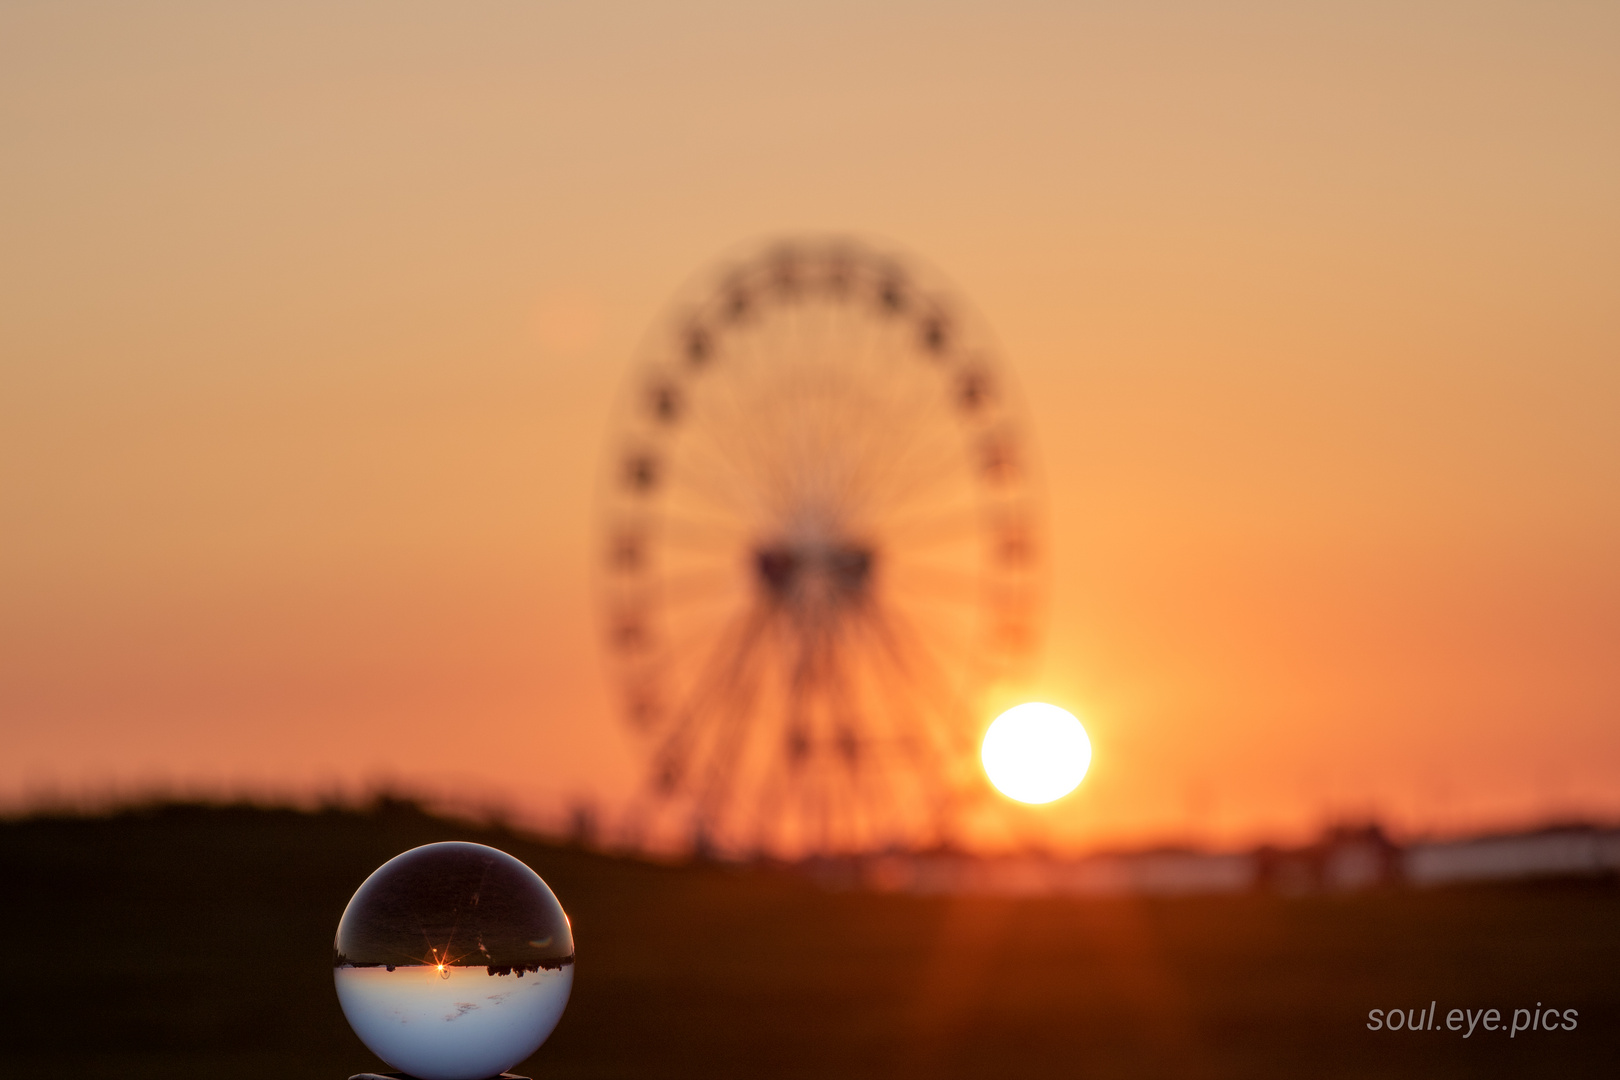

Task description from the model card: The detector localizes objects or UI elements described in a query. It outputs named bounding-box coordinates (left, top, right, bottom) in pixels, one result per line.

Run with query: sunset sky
left=4, top=1, right=1617, bottom=850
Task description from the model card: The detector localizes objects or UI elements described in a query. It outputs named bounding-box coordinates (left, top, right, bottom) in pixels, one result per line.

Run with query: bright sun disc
left=981, top=703, right=1091, bottom=804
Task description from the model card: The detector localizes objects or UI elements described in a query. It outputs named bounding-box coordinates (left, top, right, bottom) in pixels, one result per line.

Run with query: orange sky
left=3, top=1, right=1618, bottom=850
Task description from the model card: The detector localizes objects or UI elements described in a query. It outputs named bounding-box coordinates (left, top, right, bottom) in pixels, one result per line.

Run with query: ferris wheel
left=598, top=238, right=1044, bottom=857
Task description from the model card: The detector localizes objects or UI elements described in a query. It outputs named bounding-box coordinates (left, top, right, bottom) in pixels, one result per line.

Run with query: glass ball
left=334, top=842, right=575, bottom=1080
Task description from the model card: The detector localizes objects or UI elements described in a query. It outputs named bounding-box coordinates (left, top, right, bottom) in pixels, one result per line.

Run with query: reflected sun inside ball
left=981, top=702, right=1092, bottom=804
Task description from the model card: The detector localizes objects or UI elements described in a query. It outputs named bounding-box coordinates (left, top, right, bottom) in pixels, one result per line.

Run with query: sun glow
left=981, top=702, right=1092, bottom=804
left=427, top=945, right=462, bottom=980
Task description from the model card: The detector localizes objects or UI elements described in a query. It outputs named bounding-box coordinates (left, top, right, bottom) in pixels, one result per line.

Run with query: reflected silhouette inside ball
left=334, top=842, right=574, bottom=1080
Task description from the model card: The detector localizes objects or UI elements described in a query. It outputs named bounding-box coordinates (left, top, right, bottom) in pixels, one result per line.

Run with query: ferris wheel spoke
left=790, top=624, right=861, bottom=851
left=651, top=586, right=757, bottom=651
left=821, top=636, right=908, bottom=846
left=861, top=436, right=973, bottom=519
left=883, top=561, right=985, bottom=600
left=768, top=304, right=901, bottom=515
left=656, top=510, right=755, bottom=551
left=622, top=634, right=732, bottom=718
left=656, top=574, right=749, bottom=614
left=692, top=616, right=773, bottom=832
left=665, top=458, right=769, bottom=522
left=854, top=446, right=966, bottom=523
left=630, top=604, right=758, bottom=717
left=656, top=598, right=749, bottom=631
left=906, top=621, right=991, bottom=688
left=883, top=583, right=982, bottom=614
left=702, top=319, right=815, bottom=492
left=673, top=421, right=763, bottom=492
left=848, top=612, right=960, bottom=828
left=750, top=726, right=793, bottom=853
left=861, top=435, right=971, bottom=496
left=680, top=339, right=804, bottom=487
left=862, top=598, right=988, bottom=722
left=683, top=401, right=781, bottom=508
left=648, top=603, right=775, bottom=802
left=840, top=394, right=945, bottom=509
left=869, top=503, right=984, bottom=547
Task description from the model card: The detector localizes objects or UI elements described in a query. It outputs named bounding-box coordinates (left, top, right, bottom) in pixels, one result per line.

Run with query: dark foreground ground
left=2, top=802, right=1616, bottom=1080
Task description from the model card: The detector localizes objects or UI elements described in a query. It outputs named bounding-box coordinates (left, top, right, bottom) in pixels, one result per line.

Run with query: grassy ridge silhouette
left=4, top=799, right=1616, bottom=1079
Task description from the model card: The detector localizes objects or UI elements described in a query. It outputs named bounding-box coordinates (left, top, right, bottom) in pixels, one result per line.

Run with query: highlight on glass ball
left=334, top=842, right=574, bottom=1080
left=981, top=702, right=1093, bottom=805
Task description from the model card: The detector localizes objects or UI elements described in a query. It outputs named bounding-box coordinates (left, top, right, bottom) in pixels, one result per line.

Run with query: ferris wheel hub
left=754, top=542, right=875, bottom=605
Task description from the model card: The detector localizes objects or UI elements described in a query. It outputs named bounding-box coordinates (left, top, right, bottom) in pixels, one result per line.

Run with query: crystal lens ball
left=334, top=842, right=575, bottom=1080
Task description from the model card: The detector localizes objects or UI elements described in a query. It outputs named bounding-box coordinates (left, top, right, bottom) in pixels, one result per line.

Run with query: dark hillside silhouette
left=4, top=800, right=1616, bottom=1079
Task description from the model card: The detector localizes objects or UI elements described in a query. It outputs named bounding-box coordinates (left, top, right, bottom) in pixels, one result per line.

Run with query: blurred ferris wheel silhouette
left=598, top=238, right=1045, bottom=857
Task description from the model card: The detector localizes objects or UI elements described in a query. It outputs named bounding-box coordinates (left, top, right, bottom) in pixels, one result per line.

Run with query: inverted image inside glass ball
left=334, top=842, right=575, bottom=1080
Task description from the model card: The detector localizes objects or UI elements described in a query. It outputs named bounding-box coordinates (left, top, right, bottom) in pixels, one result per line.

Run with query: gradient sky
left=3, top=1, right=1617, bottom=849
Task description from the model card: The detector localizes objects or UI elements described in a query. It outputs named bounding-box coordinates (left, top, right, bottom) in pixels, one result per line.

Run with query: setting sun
left=981, top=703, right=1092, bottom=805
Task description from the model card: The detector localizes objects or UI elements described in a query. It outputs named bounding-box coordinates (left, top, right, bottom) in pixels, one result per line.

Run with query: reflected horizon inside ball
left=981, top=702, right=1092, bottom=804
left=333, top=842, right=574, bottom=1080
